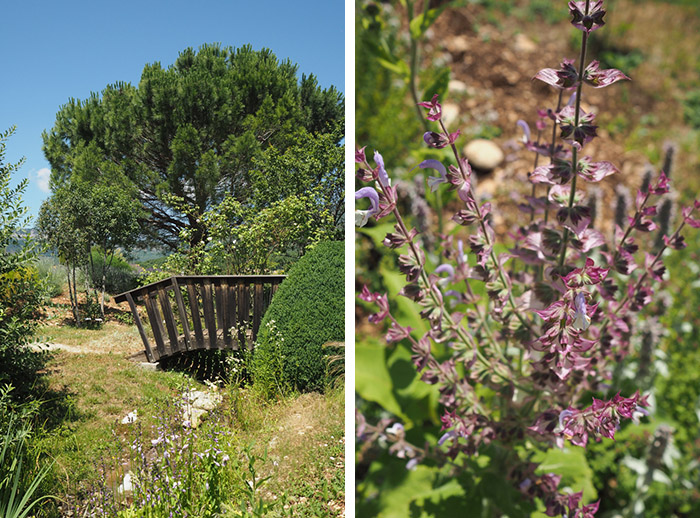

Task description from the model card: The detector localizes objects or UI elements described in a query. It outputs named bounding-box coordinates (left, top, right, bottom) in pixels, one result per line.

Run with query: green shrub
left=35, top=256, right=65, bottom=297
left=253, top=241, right=344, bottom=393
left=87, top=249, right=139, bottom=295
left=251, top=320, right=289, bottom=399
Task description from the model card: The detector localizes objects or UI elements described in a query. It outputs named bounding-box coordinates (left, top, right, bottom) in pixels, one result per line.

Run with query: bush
left=35, top=256, right=65, bottom=297
left=87, top=249, right=139, bottom=295
left=253, top=241, right=344, bottom=393
left=0, top=126, right=48, bottom=399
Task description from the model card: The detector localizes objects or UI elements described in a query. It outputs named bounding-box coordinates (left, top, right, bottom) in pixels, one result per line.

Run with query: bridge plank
left=126, top=292, right=155, bottom=362
left=185, top=281, right=204, bottom=347
left=237, top=283, right=248, bottom=345
left=171, top=278, right=192, bottom=351
left=226, top=282, right=238, bottom=349
left=158, top=286, right=180, bottom=354
left=202, top=279, right=217, bottom=349
left=253, top=281, right=264, bottom=341
left=144, top=292, right=167, bottom=359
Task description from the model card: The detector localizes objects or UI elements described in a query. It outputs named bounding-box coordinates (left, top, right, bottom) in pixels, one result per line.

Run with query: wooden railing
left=114, top=275, right=285, bottom=362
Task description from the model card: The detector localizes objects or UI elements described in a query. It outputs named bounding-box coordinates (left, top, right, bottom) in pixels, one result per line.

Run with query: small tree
left=37, top=186, right=90, bottom=324
left=43, top=44, right=344, bottom=250
left=38, top=180, right=141, bottom=322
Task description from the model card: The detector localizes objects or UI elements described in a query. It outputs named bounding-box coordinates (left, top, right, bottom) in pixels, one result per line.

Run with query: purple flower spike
left=434, top=263, right=455, bottom=283
left=419, top=159, right=448, bottom=192
left=583, top=60, right=630, bottom=88
left=374, top=150, right=390, bottom=187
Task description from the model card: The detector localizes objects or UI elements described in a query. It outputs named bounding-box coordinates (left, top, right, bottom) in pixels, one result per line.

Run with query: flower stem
left=557, top=28, right=590, bottom=268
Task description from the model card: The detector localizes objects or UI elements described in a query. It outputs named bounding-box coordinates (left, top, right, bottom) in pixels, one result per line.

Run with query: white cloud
left=35, top=168, right=51, bottom=193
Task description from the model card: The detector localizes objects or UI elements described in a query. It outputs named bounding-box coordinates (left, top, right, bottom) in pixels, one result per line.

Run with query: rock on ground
left=463, top=139, right=505, bottom=171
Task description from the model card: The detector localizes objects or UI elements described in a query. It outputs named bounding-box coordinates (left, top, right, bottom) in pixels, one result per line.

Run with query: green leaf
left=380, top=267, right=429, bottom=336
left=478, top=472, right=532, bottom=518
left=422, top=67, right=450, bottom=102
left=533, top=446, right=598, bottom=501
left=355, top=340, right=409, bottom=421
left=355, top=337, right=439, bottom=425
left=377, top=58, right=411, bottom=79
left=358, top=462, right=478, bottom=518
left=409, top=7, right=449, bottom=40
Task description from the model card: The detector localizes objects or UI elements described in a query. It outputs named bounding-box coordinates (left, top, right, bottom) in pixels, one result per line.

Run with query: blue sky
left=1, top=0, right=345, bottom=221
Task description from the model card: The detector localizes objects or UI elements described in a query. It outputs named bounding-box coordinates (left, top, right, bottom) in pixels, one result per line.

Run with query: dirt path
left=30, top=341, right=130, bottom=355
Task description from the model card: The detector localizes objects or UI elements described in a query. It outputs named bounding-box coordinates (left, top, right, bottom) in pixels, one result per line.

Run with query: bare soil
left=422, top=0, right=699, bottom=234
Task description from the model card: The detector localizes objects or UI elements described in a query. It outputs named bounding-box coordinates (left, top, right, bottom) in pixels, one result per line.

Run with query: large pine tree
left=42, top=44, right=344, bottom=250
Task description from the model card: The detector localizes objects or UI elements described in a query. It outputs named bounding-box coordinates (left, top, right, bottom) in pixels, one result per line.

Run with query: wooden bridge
left=114, top=275, right=285, bottom=362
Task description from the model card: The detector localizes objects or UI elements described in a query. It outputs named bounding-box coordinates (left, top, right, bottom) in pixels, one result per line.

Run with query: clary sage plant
left=355, top=1, right=699, bottom=516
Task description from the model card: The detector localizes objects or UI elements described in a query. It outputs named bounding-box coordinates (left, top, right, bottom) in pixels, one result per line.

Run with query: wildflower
left=573, top=292, right=591, bottom=331
left=569, top=0, right=606, bottom=33
left=582, top=60, right=630, bottom=88
left=423, top=130, right=460, bottom=149
left=576, top=156, right=618, bottom=182
left=534, top=59, right=579, bottom=89
left=417, top=94, right=442, bottom=121
left=374, top=150, right=390, bottom=187
left=557, top=106, right=597, bottom=149
left=419, top=159, right=447, bottom=192
left=358, top=285, right=390, bottom=324
left=355, top=187, right=380, bottom=227
left=405, top=458, right=419, bottom=470
left=516, top=119, right=531, bottom=143
left=355, top=146, right=367, bottom=163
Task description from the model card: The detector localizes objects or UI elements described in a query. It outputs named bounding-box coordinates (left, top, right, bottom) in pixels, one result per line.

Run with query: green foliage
left=0, top=409, right=54, bottom=518
left=254, top=241, right=344, bottom=393
left=683, top=88, right=700, bottom=130
left=0, top=127, right=49, bottom=399
left=43, top=44, right=344, bottom=251
left=34, top=256, right=66, bottom=297
left=86, top=249, right=138, bottom=295
left=145, top=116, right=343, bottom=279
left=250, top=321, right=289, bottom=399
left=355, top=1, right=425, bottom=167
left=38, top=179, right=141, bottom=320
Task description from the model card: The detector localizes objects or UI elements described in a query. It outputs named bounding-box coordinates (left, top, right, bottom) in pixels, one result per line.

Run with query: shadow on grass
left=159, top=349, right=242, bottom=384
left=1, top=347, right=82, bottom=433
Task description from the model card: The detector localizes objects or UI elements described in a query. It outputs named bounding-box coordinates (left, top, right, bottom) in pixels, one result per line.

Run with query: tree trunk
left=67, top=265, right=81, bottom=326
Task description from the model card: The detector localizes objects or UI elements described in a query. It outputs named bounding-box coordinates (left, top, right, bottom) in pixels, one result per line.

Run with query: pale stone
left=183, top=407, right=209, bottom=428
left=121, top=410, right=138, bottom=424
left=118, top=472, right=133, bottom=494
left=448, top=35, right=469, bottom=53
left=180, top=389, right=223, bottom=427
left=185, top=390, right=223, bottom=411
left=448, top=80, right=469, bottom=94
left=441, top=102, right=460, bottom=127
left=514, top=33, right=537, bottom=53
left=463, top=139, right=505, bottom=170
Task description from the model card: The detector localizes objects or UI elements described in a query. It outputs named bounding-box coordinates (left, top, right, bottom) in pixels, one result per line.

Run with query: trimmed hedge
left=254, top=240, right=344, bottom=393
